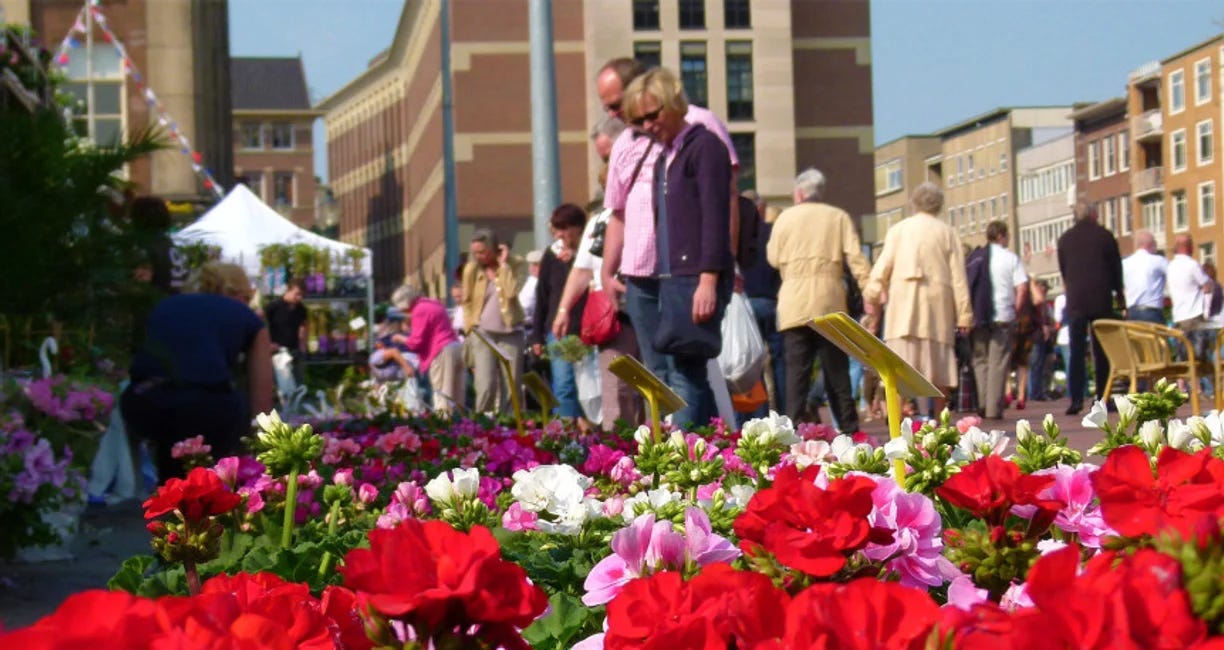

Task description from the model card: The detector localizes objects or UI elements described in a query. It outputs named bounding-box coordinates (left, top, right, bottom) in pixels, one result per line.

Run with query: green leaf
left=522, top=593, right=603, bottom=648
left=106, top=554, right=157, bottom=594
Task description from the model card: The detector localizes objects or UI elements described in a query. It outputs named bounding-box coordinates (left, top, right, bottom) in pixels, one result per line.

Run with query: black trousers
left=1068, top=311, right=1113, bottom=405
left=782, top=326, right=859, bottom=432
left=121, top=384, right=247, bottom=482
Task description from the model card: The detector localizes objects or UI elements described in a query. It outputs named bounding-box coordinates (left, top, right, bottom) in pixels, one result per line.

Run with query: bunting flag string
left=49, top=0, right=225, bottom=200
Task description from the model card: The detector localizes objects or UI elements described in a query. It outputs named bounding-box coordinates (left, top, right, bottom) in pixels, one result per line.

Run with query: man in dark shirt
left=1056, top=201, right=1124, bottom=415
left=738, top=191, right=784, bottom=419
left=264, top=279, right=308, bottom=384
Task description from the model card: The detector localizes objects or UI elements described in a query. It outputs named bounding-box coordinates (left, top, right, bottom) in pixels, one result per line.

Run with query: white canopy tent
left=173, top=184, right=372, bottom=279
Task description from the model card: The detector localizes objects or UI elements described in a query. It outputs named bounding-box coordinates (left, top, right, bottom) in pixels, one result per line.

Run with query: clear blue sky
left=229, top=0, right=1224, bottom=180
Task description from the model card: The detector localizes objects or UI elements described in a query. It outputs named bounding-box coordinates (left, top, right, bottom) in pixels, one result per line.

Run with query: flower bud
left=1015, top=419, right=1034, bottom=443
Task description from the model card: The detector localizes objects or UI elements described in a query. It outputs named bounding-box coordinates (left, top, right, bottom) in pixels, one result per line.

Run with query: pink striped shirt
left=603, top=106, right=738, bottom=278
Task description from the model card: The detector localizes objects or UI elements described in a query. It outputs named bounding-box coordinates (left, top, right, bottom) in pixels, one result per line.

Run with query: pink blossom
left=238, top=486, right=265, bottom=514
left=501, top=502, right=539, bottom=532
left=582, top=444, right=625, bottom=476
left=322, top=437, right=362, bottom=464
left=797, top=421, right=839, bottom=442
left=956, top=415, right=983, bottom=434
left=862, top=475, right=954, bottom=588
left=572, top=633, right=605, bottom=650
left=170, top=435, right=211, bottom=460
left=1011, top=464, right=1113, bottom=548
left=608, top=456, right=641, bottom=487
left=356, top=482, right=378, bottom=504
left=391, top=481, right=430, bottom=516
left=297, top=470, right=323, bottom=490
left=477, top=475, right=502, bottom=508
left=1000, top=582, right=1034, bottom=611
left=333, top=468, right=355, bottom=487
left=602, top=497, right=624, bottom=518
left=581, top=508, right=736, bottom=606
left=945, top=574, right=989, bottom=610
left=376, top=501, right=411, bottom=529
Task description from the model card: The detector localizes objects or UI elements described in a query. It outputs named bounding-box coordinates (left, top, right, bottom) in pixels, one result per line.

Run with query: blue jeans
left=1128, top=306, right=1165, bottom=325
left=849, top=357, right=864, bottom=408
left=624, top=275, right=730, bottom=429
left=1027, top=338, right=1051, bottom=399
left=546, top=332, right=581, bottom=418
left=746, top=297, right=785, bottom=419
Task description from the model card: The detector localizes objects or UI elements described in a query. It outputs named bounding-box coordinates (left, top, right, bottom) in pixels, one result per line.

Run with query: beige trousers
left=471, top=328, right=524, bottom=414
left=428, top=342, right=466, bottom=413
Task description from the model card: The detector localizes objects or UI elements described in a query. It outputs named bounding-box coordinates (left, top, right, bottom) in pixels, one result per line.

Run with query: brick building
left=1070, top=98, right=1133, bottom=256
left=319, top=0, right=875, bottom=296
left=231, top=56, right=320, bottom=228
left=4, top=0, right=233, bottom=203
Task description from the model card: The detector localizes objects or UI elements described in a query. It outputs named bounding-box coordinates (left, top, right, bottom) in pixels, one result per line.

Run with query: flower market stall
left=174, top=184, right=376, bottom=367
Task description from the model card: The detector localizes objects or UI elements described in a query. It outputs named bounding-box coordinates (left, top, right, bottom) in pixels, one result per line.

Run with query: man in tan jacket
left=766, top=168, right=872, bottom=431
left=461, top=228, right=528, bottom=413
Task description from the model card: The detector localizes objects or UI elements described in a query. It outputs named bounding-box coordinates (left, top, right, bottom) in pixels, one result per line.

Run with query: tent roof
left=173, top=184, right=371, bottom=278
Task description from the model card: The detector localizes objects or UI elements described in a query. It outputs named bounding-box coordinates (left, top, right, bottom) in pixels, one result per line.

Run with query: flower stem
left=281, top=468, right=299, bottom=549
left=184, top=558, right=201, bottom=596
left=316, top=499, right=341, bottom=580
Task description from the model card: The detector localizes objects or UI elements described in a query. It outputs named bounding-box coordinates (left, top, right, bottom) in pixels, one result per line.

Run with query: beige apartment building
left=1127, top=35, right=1224, bottom=270
left=320, top=0, right=875, bottom=295
left=1015, top=131, right=1075, bottom=292
left=869, top=135, right=940, bottom=251
left=937, top=107, right=1074, bottom=250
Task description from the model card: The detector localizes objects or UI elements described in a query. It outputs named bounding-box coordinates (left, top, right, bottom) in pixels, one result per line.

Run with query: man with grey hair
left=766, top=168, right=872, bottom=431
left=1122, top=229, right=1167, bottom=325
left=1056, top=200, right=1124, bottom=415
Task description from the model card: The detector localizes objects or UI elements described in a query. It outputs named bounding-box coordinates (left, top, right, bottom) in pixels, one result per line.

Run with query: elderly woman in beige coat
left=864, top=182, right=972, bottom=415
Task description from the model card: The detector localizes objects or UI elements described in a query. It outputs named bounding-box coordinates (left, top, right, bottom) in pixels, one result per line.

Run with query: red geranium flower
left=936, top=455, right=1062, bottom=527
left=142, top=467, right=242, bottom=522
left=339, top=520, right=546, bottom=644
left=776, top=578, right=941, bottom=649
left=1092, top=445, right=1224, bottom=539
left=0, top=590, right=161, bottom=649
left=687, top=564, right=789, bottom=648
left=934, top=602, right=1014, bottom=650
left=733, top=465, right=887, bottom=577
left=604, top=571, right=724, bottom=650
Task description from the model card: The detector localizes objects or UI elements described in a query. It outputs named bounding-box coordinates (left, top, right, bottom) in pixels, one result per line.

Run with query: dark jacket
left=530, top=247, right=586, bottom=346
left=1057, top=219, right=1123, bottom=319
left=741, top=221, right=782, bottom=299
left=654, top=124, right=734, bottom=277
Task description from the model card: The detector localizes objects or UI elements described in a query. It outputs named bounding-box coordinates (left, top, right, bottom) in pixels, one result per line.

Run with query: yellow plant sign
left=608, top=355, right=686, bottom=444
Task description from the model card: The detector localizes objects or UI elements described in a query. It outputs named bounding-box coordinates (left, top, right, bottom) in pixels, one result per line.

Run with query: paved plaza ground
left=0, top=393, right=1187, bottom=629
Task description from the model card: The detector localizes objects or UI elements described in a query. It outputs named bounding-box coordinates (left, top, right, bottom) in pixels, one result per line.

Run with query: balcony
left=1133, top=167, right=1164, bottom=198
left=1129, top=61, right=1161, bottom=86
left=1132, top=109, right=1163, bottom=143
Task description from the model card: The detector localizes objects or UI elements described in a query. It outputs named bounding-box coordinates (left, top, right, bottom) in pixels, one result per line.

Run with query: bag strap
left=628, top=140, right=655, bottom=190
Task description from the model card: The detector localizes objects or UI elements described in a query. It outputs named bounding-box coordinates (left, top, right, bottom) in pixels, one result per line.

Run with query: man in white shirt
left=971, top=221, right=1029, bottom=419
left=1122, top=229, right=1168, bottom=325
left=1168, top=233, right=1214, bottom=359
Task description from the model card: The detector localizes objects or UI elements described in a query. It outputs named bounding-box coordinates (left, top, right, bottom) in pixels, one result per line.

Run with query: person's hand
left=498, top=244, right=510, bottom=266
left=604, top=275, right=627, bottom=301
left=863, top=302, right=877, bottom=316
left=957, top=326, right=970, bottom=337
left=557, top=247, right=574, bottom=263
left=270, top=343, right=281, bottom=352
left=552, top=310, right=570, bottom=340
left=733, top=273, right=745, bottom=294
left=532, top=343, right=544, bottom=357
left=692, top=275, right=717, bottom=324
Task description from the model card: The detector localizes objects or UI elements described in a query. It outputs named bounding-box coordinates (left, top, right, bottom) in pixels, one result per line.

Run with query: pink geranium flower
left=581, top=507, right=738, bottom=606
left=1012, top=464, right=1114, bottom=548
left=502, top=502, right=539, bottom=532
left=862, top=475, right=956, bottom=588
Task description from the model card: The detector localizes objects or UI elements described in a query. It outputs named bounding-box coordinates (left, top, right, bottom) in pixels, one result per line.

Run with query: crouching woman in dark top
left=122, top=262, right=273, bottom=482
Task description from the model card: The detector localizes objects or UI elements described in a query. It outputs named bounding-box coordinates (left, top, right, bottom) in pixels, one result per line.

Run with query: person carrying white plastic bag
left=575, top=351, right=603, bottom=426
left=718, top=292, right=767, bottom=394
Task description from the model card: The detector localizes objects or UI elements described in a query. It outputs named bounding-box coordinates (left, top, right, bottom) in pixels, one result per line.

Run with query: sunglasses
left=604, top=100, right=621, bottom=113
left=631, top=106, right=663, bottom=127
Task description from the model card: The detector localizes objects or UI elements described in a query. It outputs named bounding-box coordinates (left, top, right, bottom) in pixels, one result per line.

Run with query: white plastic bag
left=718, top=293, right=766, bottom=394
left=708, top=358, right=737, bottom=424
left=397, top=379, right=427, bottom=413
left=576, top=354, right=603, bottom=425
left=272, top=349, right=297, bottom=402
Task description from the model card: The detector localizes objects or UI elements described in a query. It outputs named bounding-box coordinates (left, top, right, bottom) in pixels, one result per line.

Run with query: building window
left=1201, top=182, right=1216, bottom=226
left=1120, top=194, right=1132, bottom=235
left=1103, top=136, right=1116, bottom=176
left=1087, top=141, right=1101, bottom=180
left=240, top=172, right=264, bottom=200
left=1171, top=69, right=1186, bottom=113
left=633, top=41, right=662, bottom=69
left=1102, top=198, right=1117, bottom=232
left=730, top=132, right=755, bottom=192
left=678, top=0, right=705, bottom=29
left=999, top=151, right=1008, bottom=172
left=724, top=0, right=750, bottom=28
left=1119, top=131, right=1130, bottom=171
left=241, top=123, right=264, bottom=149
left=725, top=41, right=753, bottom=120
left=1197, top=120, right=1214, bottom=166
left=63, top=46, right=124, bottom=145
left=991, top=197, right=998, bottom=218
left=1174, top=191, right=1189, bottom=231
left=632, top=0, right=660, bottom=30
left=1196, top=58, right=1212, bottom=105
left=1142, top=196, right=1165, bottom=238
left=1172, top=129, right=1188, bottom=172
left=956, top=156, right=964, bottom=184
left=269, top=123, right=294, bottom=150
left=967, top=154, right=975, bottom=181
left=1201, top=242, right=1217, bottom=268
left=680, top=42, right=708, bottom=107
left=273, top=172, right=295, bottom=208
left=875, top=159, right=903, bottom=195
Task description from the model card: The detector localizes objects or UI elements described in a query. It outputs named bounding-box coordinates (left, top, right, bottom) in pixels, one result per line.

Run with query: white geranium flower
left=1137, top=420, right=1164, bottom=450
left=1015, top=419, right=1034, bottom=444
left=1042, top=413, right=1055, bottom=431
left=537, top=498, right=601, bottom=535
left=789, top=440, right=833, bottom=469
left=883, top=436, right=910, bottom=461
left=668, top=430, right=688, bottom=452
left=633, top=425, right=653, bottom=447
left=954, top=426, right=1008, bottom=462
left=741, top=411, right=800, bottom=447
left=1082, top=400, right=1109, bottom=430
left=425, top=467, right=480, bottom=505
left=622, top=487, right=682, bottom=522
left=511, top=464, right=593, bottom=516
left=255, top=409, right=282, bottom=432
left=830, top=434, right=872, bottom=465
left=1168, top=419, right=1198, bottom=451
left=898, top=418, right=915, bottom=444
left=1113, top=395, right=1137, bottom=424
left=726, top=484, right=756, bottom=509
left=1197, top=412, right=1224, bottom=448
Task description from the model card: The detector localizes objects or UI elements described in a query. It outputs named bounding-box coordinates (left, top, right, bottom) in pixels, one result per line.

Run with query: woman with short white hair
left=392, top=283, right=466, bottom=413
